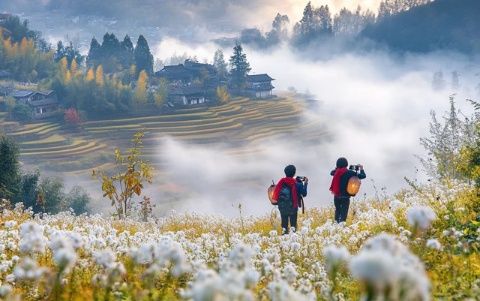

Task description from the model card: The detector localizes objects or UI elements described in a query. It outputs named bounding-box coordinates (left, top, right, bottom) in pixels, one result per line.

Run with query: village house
left=10, top=89, right=59, bottom=119
left=245, top=74, right=275, bottom=99
left=169, top=85, right=209, bottom=106
left=155, top=59, right=219, bottom=107
left=155, top=59, right=275, bottom=106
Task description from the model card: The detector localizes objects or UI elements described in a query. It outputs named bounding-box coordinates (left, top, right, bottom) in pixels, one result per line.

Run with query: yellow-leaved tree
left=85, top=68, right=95, bottom=81
left=154, top=78, right=169, bottom=108
left=95, top=65, right=104, bottom=86
left=134, top=70, right=148, bottom=104
left=92, top=131, right=154, bottom=219
left=70, top=59, right=78, bottom=76
left=217, top=86, right=230, bottom=104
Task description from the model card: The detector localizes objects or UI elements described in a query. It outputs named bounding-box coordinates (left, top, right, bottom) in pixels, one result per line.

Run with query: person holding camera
left=272, top=165, right=308, bottom=234
left=329, top=157, right=366, bottom=223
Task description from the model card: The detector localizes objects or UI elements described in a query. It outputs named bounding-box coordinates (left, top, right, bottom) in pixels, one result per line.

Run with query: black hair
left=336, top=157, right=348, bottom=168
left=284, top=165, right=296, bottom=177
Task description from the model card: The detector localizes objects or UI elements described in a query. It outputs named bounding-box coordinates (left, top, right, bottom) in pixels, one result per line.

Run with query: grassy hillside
left=0, top=182, right=477, bottom=300
left=0, top=95, right=325, bottom=175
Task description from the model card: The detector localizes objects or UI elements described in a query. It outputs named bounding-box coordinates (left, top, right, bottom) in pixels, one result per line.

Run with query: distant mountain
left=361, top=0, right=480, bottom=54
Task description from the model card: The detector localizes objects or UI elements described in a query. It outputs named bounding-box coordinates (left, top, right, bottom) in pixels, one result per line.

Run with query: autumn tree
left=64, top=108, right=81, bottom=128
left=95, top=65, right=104, bottom=86
left=216, top=86, right=230, bottom=104
left=154, top=78, right=168, bottom=108
left=134, top=70, right=148, bottom=104
left=92, top=132, right=154, bottom=218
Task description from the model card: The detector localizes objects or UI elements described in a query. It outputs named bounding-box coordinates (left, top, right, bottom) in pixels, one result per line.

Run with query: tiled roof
left=247, top=74, right=274, bottom=82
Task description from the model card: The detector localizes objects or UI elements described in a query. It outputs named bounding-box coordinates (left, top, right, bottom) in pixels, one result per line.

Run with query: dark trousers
left=280, top=211, right=298, bottom=234
left=334, top=196, right=350, bottom=223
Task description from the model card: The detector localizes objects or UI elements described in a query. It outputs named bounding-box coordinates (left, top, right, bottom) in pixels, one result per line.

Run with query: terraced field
left=1, top=95, right=326, bottom=176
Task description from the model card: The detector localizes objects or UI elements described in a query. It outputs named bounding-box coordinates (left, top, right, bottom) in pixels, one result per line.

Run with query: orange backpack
left=346, top=176, right=361, bottom=196
left=268, top=182, right=277, bottom=205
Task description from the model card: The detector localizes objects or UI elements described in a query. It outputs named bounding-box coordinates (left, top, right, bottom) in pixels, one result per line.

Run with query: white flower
left=4, top=220, right=17, bottom=229
left=349, top=250, right=398, bottom=289
left=406, top=206, right=436, bottom=230
left=19, top=222, right=46, bottom=254
left=13, top=257, right=45, bottom=281
left=323, top=245, right=350, bottom=273
left=94, top=249, right=116, bottom=269
left=0, top=285, right=12, bottom=297
left=426, top=239, right=442, bottom=251
left=268, top=279, right=313, bottom=301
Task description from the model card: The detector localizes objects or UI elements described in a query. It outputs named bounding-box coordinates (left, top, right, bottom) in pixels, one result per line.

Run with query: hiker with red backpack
left=330, top=157, right=366, bottom=223
left=271, top=165, right=308, bottom=234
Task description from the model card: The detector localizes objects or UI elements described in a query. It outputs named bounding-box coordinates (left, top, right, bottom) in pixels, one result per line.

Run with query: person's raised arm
left=357, top=165, right=366, bottom=179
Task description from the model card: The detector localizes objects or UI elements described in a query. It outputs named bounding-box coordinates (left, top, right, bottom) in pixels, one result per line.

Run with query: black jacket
left=330, top=168, right=366, bottom=197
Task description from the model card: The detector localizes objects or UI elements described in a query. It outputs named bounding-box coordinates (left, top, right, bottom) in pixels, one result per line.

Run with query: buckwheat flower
left=283, top=263, right=298, bottom=284
left=228, top=244, right=253, bottom=270
left=243, top=268, right=260, bottom=288
left=4, top=220, right=17, bottom=229
left=323, top=245, right=350, bottom=273
left=5, top=274, right=15, bottom=283
left=0, top=284, right=12, bottom=297
left=19, top=222, right=46, bottom=254
left=53, top=246, right=77, bottom=273
left=406, top=206, right=436, bottom=230
left=268, top=279, right=312, bottom=301
left=94, top=249, right=116, bottom=269
left=13, top=257, right=45, bottom=281
left=349, top=250, right=398, bottom=290
left=426, top=239, right=442, bottom=251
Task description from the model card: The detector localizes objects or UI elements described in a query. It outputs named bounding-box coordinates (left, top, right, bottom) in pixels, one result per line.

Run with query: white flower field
left=0, top=182, right=479, bottom=300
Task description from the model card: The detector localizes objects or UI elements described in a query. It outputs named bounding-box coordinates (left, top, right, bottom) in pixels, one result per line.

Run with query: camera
left=296, top=176, right=307, bottom=182
left=349, top=165, right=362, bottom=171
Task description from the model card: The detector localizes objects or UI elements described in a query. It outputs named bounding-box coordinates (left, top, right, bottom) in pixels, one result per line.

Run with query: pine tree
left=229, top=43, right=251, bottom=90
left=87, top=37, right=101, bottom=67
left=0, top=135, right=21, bottom=201
left=121, top=35, right=134, bottom=68
left=134, top=35, right=154, bottom=75
left=213, top=49, right=228, bottom=79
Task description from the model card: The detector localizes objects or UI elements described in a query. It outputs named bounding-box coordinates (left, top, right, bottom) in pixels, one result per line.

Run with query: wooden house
left=245, top=74, right=275, bottom=99
left=11, top=89, right=59, bottom=119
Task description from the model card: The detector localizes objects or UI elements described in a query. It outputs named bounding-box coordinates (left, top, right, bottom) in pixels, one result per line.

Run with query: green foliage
left=86, top=33, right=137, bottom=74
left=0, top=36, right=55, bottom=81
left=213, top=49, right=228, bottom=79
left=419, top=97, right=477, bottom=181
left=0, top=135, right=21, bottom=200
left=93, top=131, right=154, bottom=219
left=229, top=43, right=251, bottom=90
left=54, top=40, right=84, bottom=67
left=0, top=15, right=41, bottom=44
left=50, top=62, right=134, bottom=118
left=37, top=177, right=66, bottom=214
left=134, top=35, right=154, bottom=75
left=154, top=78, right=169, bottom=108
left=65, top=186, right=91, bottom=215
left=20, top=170, right=40, bottom=210
left=12, top=103, right=32, bottom=122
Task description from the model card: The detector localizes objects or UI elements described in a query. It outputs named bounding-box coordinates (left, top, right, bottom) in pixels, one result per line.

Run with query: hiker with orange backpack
left=271, top=165, right=308, bottom=234
left=330, top=157, right=366, bottom=223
